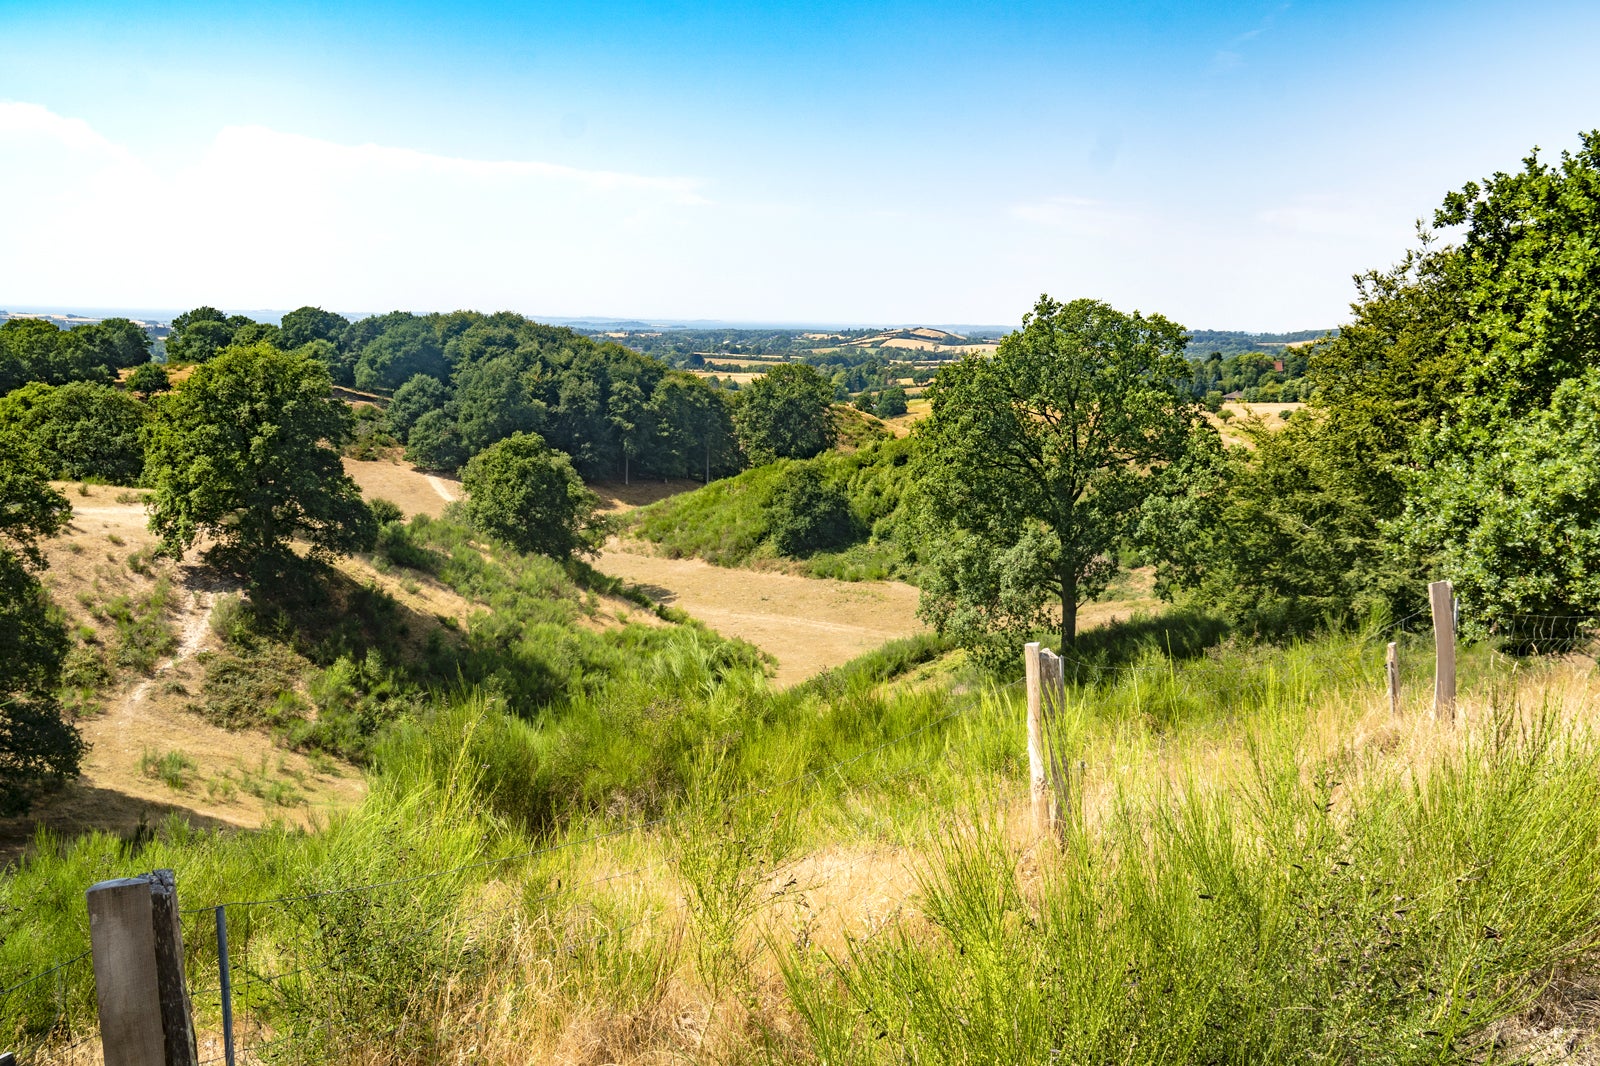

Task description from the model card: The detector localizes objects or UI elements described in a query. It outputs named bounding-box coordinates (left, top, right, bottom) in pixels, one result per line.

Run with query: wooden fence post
left=1023, top=642, right=1050, bottom=839
left=1430, top=580, right=1456, bottom=723
left=87, top=870, right=198, bottom=1066
left=1386, top=641, right=1400, bottom=717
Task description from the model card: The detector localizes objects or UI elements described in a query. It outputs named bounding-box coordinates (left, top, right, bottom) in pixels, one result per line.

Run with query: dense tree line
left=0, top=317, right=152, bottom=392
left=1141, top=131, right=1600, bottom=637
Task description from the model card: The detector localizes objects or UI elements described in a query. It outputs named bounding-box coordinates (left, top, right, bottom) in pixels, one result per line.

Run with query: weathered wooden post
left=1430, top=580, right=1456, bottom=723
left=1386, top=641, right=1400, bottom=717
left=86, top=870, right=198, bottom=1066
left=1023, top=642, right=1051, bottom=839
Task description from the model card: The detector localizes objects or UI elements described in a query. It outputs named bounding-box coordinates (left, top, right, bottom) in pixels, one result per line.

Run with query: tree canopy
left=914, top=295, right=1208, bottom=653
left=460, top=432, right=603, bottom=559
left=732, top=363, right=837, bottom=464
left=145, top=343, right=376, bottom=579
left=0, top=381, right=148, bottom=485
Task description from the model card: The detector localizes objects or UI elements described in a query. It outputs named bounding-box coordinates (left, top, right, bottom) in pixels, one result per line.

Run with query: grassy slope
left=628, top=434, right=920, bottom=581
left=8, top=610, right=1600, bottom=1061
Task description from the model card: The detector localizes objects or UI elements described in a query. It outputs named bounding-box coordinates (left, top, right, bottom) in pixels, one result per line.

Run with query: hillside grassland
left=625, top=435, right=919, bottom=582
left=8, top=620, right=1600, bottom=1063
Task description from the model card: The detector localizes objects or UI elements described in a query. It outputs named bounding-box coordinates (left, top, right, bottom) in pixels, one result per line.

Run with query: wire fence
left=1, top=679, right=1018, bottom=1064
left=12, top=596, right=1597, bottom=1063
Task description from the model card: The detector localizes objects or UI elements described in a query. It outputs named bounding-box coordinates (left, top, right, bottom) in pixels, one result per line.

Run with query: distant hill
left=1186, top=329, right=1335, bottom=358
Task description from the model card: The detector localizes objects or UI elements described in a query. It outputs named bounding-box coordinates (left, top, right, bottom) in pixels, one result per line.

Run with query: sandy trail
left=597, top=546, right=926, bottom=686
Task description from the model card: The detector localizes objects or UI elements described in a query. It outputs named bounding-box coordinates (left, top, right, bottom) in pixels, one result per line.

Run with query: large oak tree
left=914, top=295, right=1208, bottom=655
left=145, top=343, right=376, bottom=579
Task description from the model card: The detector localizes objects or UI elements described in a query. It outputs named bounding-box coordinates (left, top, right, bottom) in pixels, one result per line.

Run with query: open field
left=597, top=544, right=926, bottom=685
left=344, top=456, right=461, bottom=518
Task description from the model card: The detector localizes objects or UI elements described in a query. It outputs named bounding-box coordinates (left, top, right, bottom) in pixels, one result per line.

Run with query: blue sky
left=2, top=1, right=1597, bottom=329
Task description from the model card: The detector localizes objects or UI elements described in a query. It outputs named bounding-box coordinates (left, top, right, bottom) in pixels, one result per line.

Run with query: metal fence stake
left=216, top=906, right=235, bottom=1066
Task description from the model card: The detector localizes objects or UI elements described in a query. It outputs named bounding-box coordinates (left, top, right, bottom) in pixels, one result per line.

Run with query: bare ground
left=0, top=486, right=365, bottom=864
left=597, top=544, right=926, bottom=686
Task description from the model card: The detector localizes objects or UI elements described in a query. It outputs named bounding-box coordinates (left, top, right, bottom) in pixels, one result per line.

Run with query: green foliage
left=125, top=361, right=170, bottom=396
left=733, top=362, right=837, bottom=463
left=0, top=449, right=81, bottom=815
left=354, top=319, right=447, bottom=391
left=1185, top=131, right=1600, bottom=630
left=629, top=437, right=920, bottom=579
left=765, top=463, right=857, bottom=556
left=145, top=343, right=377, bottom=579
left=460, top=432, right=603, bottom=560
left=166, top=307, right=256, bottom=365
left=404, top=407, right=470, bottom=471
left=386, top=373, right=448, bottom=442
left=1400, top=370, right=1600, bottom=628
left=0, top=380, right=147, bottom=484
left=873, top=385, right=908, bottom=417
left=915, top=295, right=1210, bottom=652
left=104, top=579, right=177, bottom=674
left=279, top=306, right=351, bottom=352
left=0, top=317, right=152, bottom=391
left=140, top=748, right=197, bottom=790
left=367, top=498, right=404, bottom=526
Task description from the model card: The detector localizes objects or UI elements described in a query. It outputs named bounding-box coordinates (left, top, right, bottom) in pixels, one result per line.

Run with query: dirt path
left=1, top=488, right=365, bottom=861
left=597, top=545, right=926, bottom=686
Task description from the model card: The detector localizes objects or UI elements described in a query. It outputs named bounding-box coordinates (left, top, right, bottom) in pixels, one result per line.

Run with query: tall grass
left=6, top=613, right=1599, bottom=1061
left=784, top=698, right=1600, bottom=1063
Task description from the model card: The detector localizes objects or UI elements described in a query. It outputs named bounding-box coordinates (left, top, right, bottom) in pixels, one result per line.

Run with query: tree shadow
left=1059, top=608, right=1230, bottom=673
left=0, top=782, right=242, bottom=869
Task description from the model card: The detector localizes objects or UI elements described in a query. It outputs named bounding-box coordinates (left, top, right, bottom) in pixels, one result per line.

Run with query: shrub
left=765, top=464, right=857, bottom=556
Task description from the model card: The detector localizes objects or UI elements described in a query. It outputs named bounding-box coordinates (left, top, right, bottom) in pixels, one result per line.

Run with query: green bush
left=766, top=464, right=857, bottom=556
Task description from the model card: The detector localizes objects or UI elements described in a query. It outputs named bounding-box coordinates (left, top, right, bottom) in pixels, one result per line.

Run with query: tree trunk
left=704, top=439, right=711, bottom=483
left=1061, top=564, right=1078, bottom=649
left=623, top=452, right=630, bottom=486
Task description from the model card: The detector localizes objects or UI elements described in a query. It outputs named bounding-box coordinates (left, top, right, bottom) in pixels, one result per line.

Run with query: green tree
left=0, top=381, right=148, bottom=484
left=914, top=295, right=1207, bottom=652
left=1194, top=132, right=1600, bottom=629
left=386, top=373, right=449, bottom=442
left=63, top=318, right=152, bottom=376
left=279, top=306, right=351, bottom=351
left=609, top=378, right=653, bottom=484
left=460, top=432, right=602, bottom=559
left=874, top=386, right=908, bottom=418
left=354, top=319, right=446, bottom=391
left=0, top=445, right=82, bottom=814
left=1400, top=370, right=1600, bottom=628
left=453, top=354, right=544, bottom=455
left=126, top=361, right=171, bottom=397
left=405, top=408, right=470, bottom=472
left=649, top=373, right=741, bottom=481
left=733, top=363, right=837, bottom=464
left=167, top=307, right=252, bottom=364
left=144, top=343, right=376, bottom=579
left=765, top=463, right=856, bottom=555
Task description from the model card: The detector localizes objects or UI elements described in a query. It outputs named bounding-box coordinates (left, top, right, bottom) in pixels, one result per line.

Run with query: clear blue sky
left=2, top=0, right=1597, bottom=329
